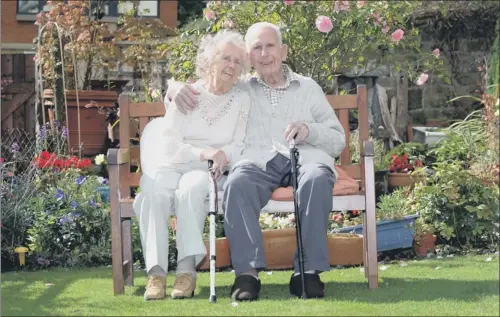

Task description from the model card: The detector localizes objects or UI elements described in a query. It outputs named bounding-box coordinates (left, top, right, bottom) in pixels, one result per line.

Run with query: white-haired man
left=166, top=22, right=346, bottom=301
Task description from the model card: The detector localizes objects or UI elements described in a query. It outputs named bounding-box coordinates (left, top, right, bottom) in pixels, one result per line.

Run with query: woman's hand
left=201, top=148, right=229, bottom=177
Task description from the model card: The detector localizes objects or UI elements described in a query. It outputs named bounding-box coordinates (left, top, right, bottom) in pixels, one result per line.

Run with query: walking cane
left=207, top=160, right=218, bottom=303
left=289, top=137, right=308, bottom=299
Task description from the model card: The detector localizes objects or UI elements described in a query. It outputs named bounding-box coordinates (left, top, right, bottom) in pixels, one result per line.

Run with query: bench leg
left=122, top=218, right=134, bottom=286
left=109, top=164, right=125, bottom=295
left=362, top=213, right=368, bottom=278
left=364, top=158, right=378, bottom=289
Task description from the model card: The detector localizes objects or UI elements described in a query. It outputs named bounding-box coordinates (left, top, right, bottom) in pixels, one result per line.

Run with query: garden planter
left=388, top=172, right=426, bottom=189
left=197, top=238, right=231, bottom=270
left=262, top=228, right=364, bottom=269
left=412, top=126, right=448, bottom=147
left=43, top=89, right=118, bottom=156
left=335, top=214, right=419, bottom=252
left=414, top=233, right=437, bottom=256
left=328, top=233, right=364, bottom=266
left=263, top=228, right=297, bottom=269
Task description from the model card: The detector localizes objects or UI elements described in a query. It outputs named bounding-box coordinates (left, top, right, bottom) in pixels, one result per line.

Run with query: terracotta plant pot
left=263, top=228, right=297, bottom=269
left=262, top=228, right=364, bottom=269
left=414, top=233, right=437, bottom=256
left=197, top=237, right=231, bottom=270
left=43, top=89, right=118, bottom=156
left=388, top=172, right=426, bottom=189
left=328, top=233, right=364, bottom=266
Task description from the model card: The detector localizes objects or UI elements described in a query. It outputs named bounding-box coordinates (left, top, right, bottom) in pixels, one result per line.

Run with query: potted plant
left=413, top=217, right=437, bottom=256
left=259, top=213, right=364, bottom=269
left=386, top=142, right=430, bottom=189
left=36, top=0, right=120, bottom=156
left=36, top=0, right=175, bottom=156
left=334, top=188, right=419, bottom=252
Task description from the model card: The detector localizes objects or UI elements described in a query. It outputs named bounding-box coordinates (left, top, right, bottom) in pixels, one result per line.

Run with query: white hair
left=244, top=22, right=283, bottom=50
left=195, top=30, right=250, bottom=80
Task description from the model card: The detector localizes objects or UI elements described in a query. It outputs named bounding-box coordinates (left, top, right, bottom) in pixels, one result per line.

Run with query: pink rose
left=391, top=29, right=404, bottom=43
left=432, top=48, right=440, bottom=58
left=315, top=16, right=333, bottom=33
left=204, top=8, right=215, bottom=20
left=416, top=73, right=429, bottom=85
left=283, top=0, right=294, bottom=5
left=357, top=1, right=366, bottom=8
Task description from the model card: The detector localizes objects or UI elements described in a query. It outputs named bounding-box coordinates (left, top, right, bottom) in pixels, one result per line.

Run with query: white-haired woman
left=133, top=30, right=251, bottom=300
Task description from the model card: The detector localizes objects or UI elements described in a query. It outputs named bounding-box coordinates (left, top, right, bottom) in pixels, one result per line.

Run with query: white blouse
left=157, top=80, right=251, bottom=171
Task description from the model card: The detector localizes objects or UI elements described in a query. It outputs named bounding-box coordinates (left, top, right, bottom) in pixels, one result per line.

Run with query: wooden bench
left=107, top=84, right=378, bottom=295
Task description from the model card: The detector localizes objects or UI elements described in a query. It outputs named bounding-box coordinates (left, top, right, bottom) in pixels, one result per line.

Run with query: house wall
left=1, top=1, right=178, bottom=46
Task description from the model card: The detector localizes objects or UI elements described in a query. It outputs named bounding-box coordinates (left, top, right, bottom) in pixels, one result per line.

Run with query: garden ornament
left=14, top=247, right=29, bottom=266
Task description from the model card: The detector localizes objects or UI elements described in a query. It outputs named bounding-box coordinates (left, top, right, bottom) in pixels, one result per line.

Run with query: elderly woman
left=133, top=30, right=250, bottom=301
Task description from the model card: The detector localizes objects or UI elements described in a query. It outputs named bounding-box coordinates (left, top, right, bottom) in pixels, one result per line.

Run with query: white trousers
left=133, top=118, right=214, bottom=275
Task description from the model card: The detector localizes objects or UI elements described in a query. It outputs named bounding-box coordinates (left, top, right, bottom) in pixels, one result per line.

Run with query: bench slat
left=129, top=102, right=165, bottom=118
left=327, top=95, right=358, bottom=109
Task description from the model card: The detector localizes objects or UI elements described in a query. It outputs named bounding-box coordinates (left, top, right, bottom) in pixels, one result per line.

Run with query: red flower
left=0, top=158, right=4, bottom=163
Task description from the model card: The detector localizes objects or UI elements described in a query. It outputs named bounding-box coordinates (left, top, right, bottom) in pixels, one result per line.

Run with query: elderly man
left=166, top=22, right=345, bottom=301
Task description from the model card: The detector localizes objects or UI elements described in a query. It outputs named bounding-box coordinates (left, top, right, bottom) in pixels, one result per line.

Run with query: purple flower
left=55, top=189, right=64, bottom=201
left=89, top=196, right=97, bottom=207
left=61, top=126, right=68, bottom=140
left=75, top=176, right=86, bottom=185
left=71, top=201, right=78, bottom=210
left=53, top=120, right=60, bottom=128
left=38, top=124, right=47, bottom=140
left=11, top=142, right=20, bottom=154
left=58, top=214, right=72, bottom=225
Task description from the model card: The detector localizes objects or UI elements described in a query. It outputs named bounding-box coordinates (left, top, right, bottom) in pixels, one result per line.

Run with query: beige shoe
left=144, top=275, right=166, bottom=301
left=171, top=273, right=196, bottom=299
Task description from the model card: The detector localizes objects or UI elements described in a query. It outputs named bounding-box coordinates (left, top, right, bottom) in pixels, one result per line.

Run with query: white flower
left=277, top=217, right=291, bottom=228
left=95, top=154, right=106, bottom=166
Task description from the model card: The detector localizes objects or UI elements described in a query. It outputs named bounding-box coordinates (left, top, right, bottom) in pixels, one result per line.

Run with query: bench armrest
left=360, top=140, right=374, bottom=157
left=107, top=148, right=130, bottom=165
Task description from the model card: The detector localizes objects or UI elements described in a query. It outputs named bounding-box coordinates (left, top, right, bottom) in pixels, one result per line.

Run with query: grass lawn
left=2, top=254, right=499, bottom=316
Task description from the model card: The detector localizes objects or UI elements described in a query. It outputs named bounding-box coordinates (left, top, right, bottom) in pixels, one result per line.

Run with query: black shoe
left=230, top=274, right=261, bottom=301
left=289, top=273, right=325, bottom=298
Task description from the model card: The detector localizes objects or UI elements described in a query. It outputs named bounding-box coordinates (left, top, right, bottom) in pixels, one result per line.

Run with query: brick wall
left=1, top=1, right=38, bottom=44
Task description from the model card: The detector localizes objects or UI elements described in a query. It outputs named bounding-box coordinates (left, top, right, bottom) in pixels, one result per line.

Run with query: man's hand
left=284, top=122, right=309, bottom=144
left=201, top=148, right=229, bottom=175
left=166, top=81, right=200, bottom=114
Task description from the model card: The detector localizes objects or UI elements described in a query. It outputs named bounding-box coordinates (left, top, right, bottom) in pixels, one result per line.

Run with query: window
left=17, top=0, right=48, bottom=14
left=17, top=0, right=159, bottom=17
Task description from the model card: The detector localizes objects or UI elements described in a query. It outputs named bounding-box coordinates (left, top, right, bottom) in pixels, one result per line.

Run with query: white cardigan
left=142, top=80, right=251, bottom=174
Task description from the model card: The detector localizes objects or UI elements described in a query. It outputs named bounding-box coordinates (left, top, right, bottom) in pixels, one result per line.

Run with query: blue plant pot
left=333, top=214, right=419, bottom=252
left=96, top=186, right=110, bottom=203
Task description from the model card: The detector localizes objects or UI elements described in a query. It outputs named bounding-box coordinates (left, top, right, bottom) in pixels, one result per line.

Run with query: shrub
left=25, top=169, right=111, bottom=268
left=162, top=0, right=448, bottom=92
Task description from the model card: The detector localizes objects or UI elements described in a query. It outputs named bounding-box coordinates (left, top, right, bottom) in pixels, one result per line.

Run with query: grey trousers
left=222, top=153, right=336, bottom=275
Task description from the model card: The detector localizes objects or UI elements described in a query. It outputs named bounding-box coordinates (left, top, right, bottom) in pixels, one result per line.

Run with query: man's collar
left=251, top=64, right=299, bottom=88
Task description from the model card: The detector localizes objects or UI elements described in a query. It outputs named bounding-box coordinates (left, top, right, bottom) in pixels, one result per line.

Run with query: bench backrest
left=117, top=85, right=369, bottom=198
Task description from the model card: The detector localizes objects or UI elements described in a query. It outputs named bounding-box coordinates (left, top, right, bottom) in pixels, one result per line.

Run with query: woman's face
left=210, top=42, right=244, bottom=87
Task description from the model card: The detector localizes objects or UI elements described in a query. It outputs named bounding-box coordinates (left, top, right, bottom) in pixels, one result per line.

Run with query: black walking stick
left=289, top=137, right=307, bottom=299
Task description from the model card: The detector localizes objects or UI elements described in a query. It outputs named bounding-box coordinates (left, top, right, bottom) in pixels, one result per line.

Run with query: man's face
left=247, top=27, right=288, bottom=78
